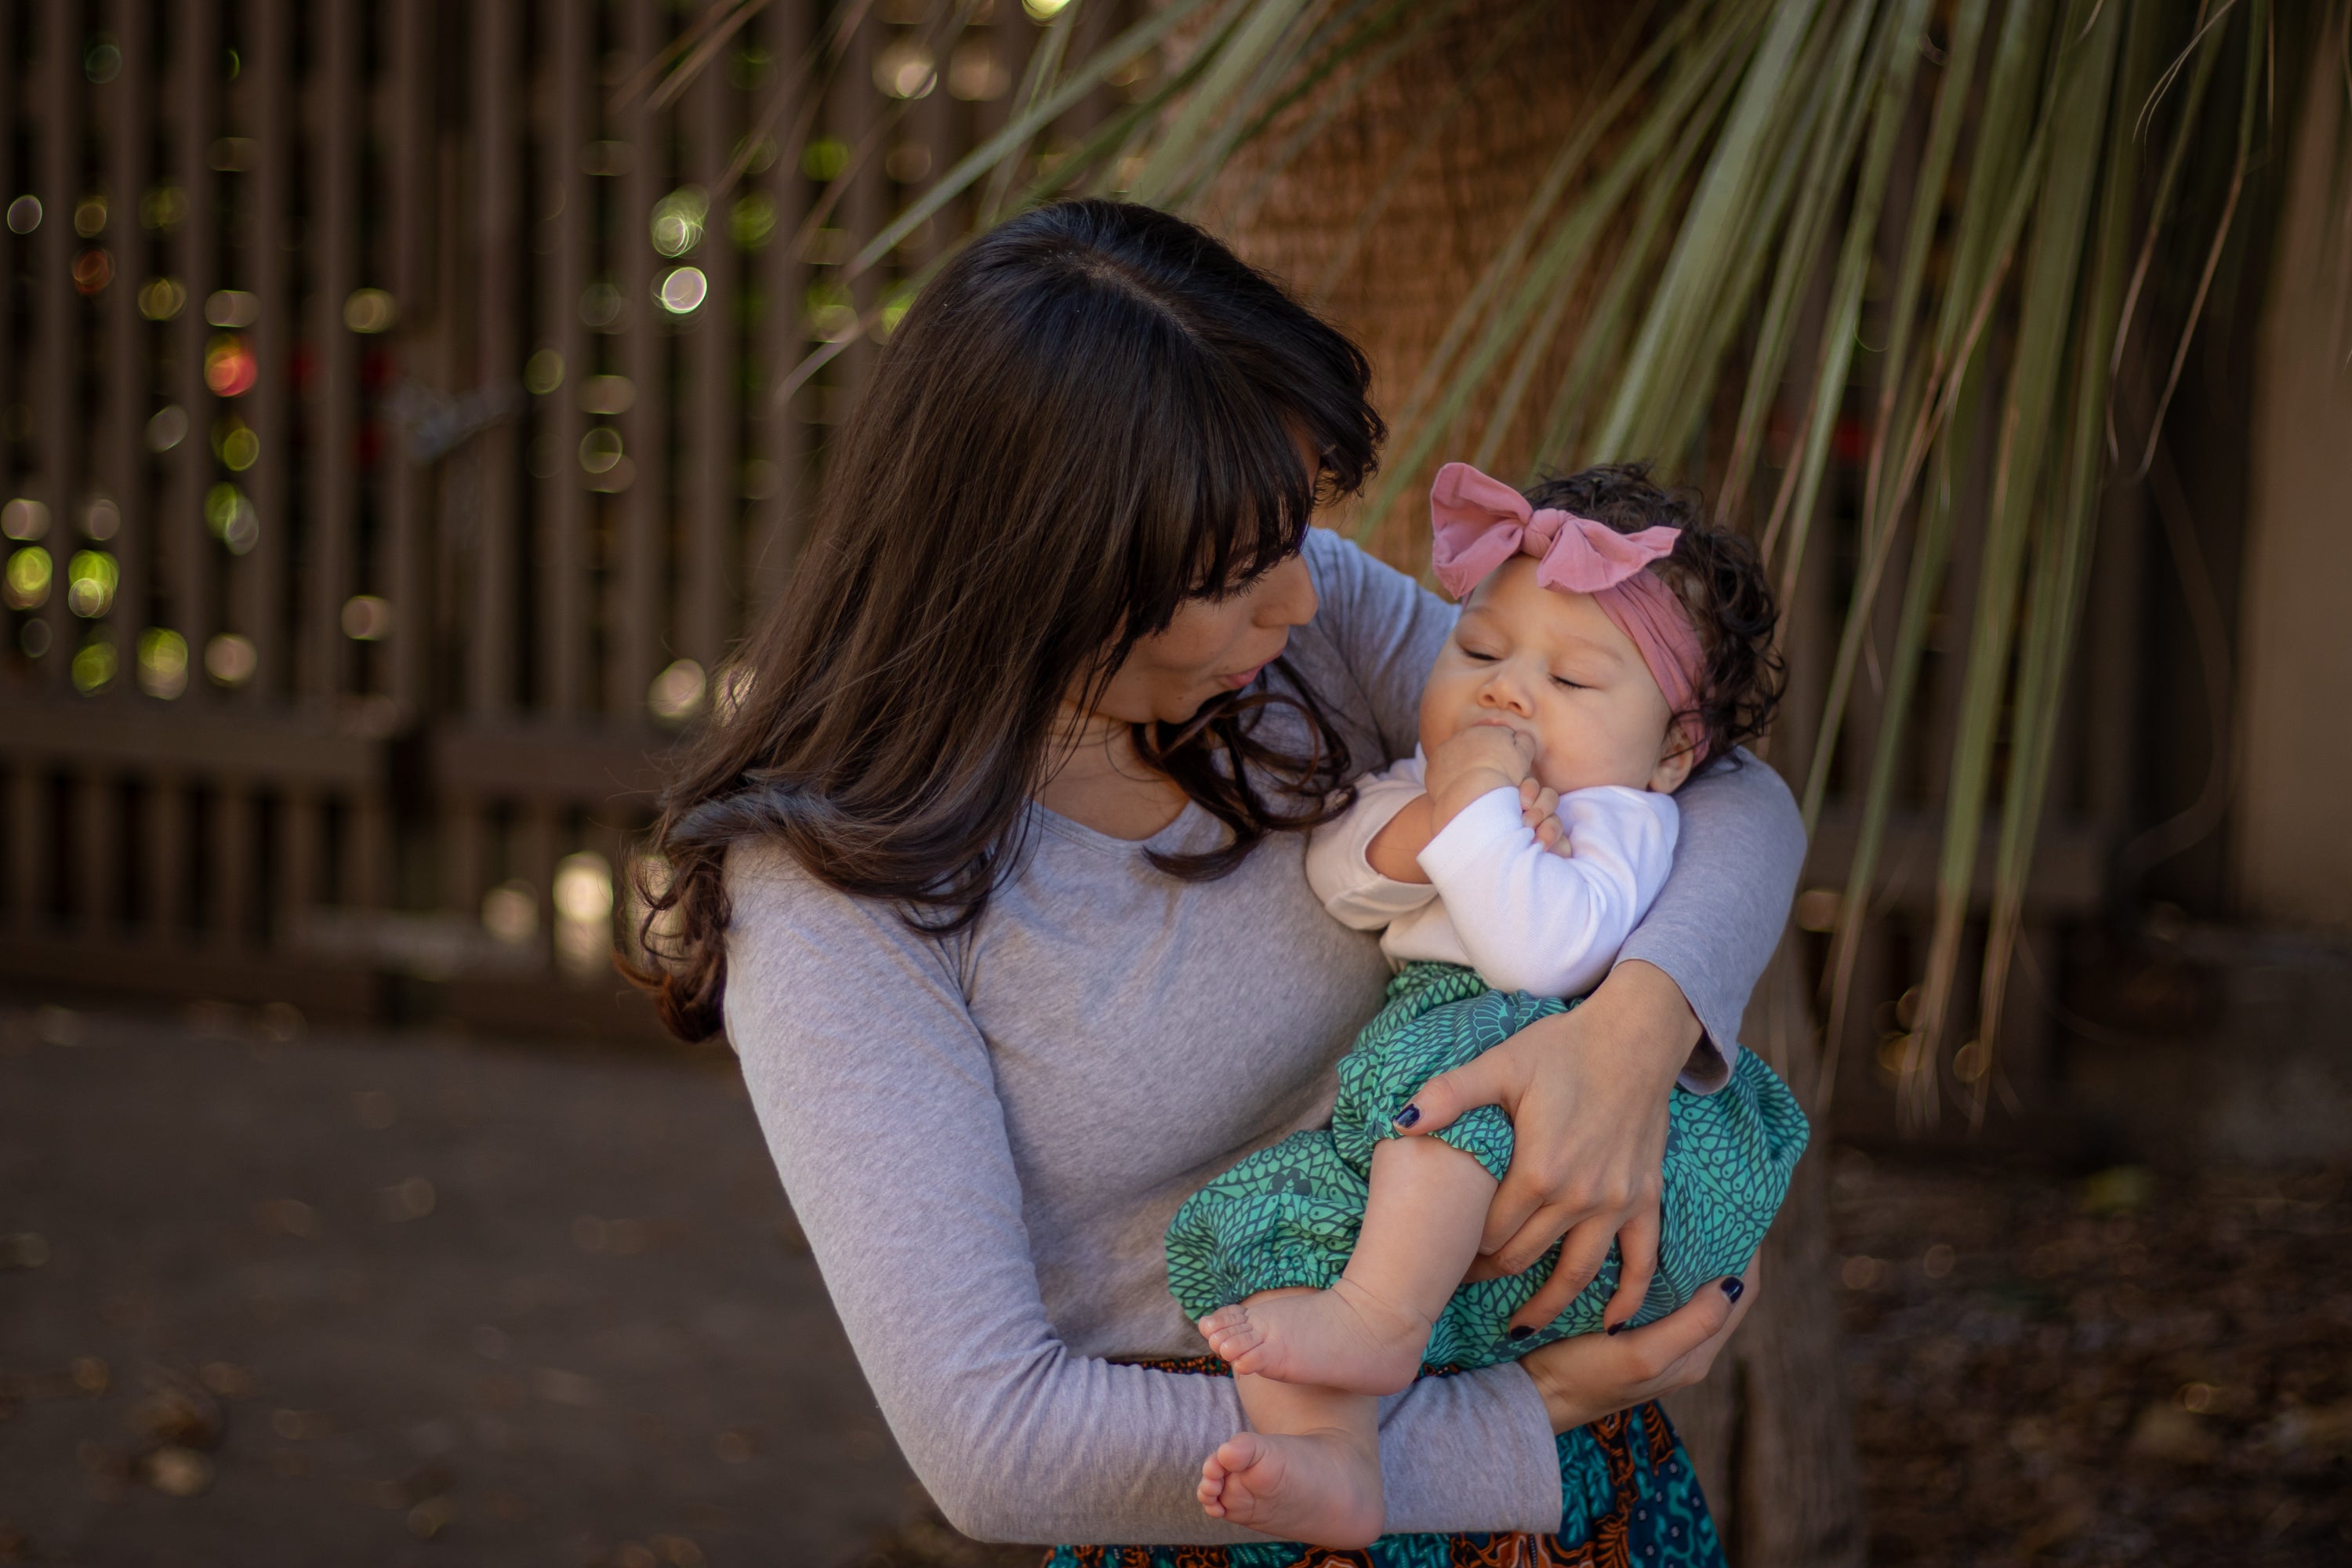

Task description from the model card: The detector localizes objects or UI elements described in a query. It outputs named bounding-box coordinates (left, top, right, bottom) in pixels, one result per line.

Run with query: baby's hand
left=1425, top=725, right=1536, bottom=826
left=1518, top=778, right=1570, bottom=856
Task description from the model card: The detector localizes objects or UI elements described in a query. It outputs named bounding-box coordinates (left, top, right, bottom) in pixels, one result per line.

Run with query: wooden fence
left=0, top=0, right=1142, bottom=1041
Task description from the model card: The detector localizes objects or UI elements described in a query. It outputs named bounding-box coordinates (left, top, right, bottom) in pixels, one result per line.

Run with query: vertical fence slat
left=543, top=0, right=593, bottom=715
left=74, top=773, right=112, bottom=932
left=215, top=782, right=256, bottom=946
left=245, top=0, right=292, bottom=702
left=305, top=0, right=359, bottom=703
left=612, top=0, right=667, bottom=720
left=169, top=0, right=221, bottom=699
left=145, top=773, right=187, bottom=943
left=678, top=25, right=730, bottom=673
left=750, top=0, right=812, bottom=612
left=467, top=0, right=521, bottom=717
left=34, top=0, right=81, bottom=681
left=102, top=19, right=149, bottom=680
left=0, top=1, right=16, bottom=524
left=6, top=766, right=41, bottom=924
left=273, top=789, right=318, bottom=944
left=382, top=0, right=431, bottom=713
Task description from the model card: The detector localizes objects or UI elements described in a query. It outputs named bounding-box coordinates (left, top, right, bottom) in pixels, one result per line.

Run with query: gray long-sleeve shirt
left=721, top=527, right=1805, bottom=1544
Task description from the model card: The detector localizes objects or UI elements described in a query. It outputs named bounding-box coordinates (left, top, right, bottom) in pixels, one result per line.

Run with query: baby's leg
left=1199, top=1135, right=1494, bottom=1395
left=1198, top=1373, right=1382, bottom=1548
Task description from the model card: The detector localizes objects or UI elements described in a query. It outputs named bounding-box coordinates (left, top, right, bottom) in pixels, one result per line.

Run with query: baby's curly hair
left=1522, top=463, right=1783, bottom=767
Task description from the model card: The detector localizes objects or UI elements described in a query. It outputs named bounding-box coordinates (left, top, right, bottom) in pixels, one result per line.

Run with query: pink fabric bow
left=1429, top=460, right=1711, bottom=762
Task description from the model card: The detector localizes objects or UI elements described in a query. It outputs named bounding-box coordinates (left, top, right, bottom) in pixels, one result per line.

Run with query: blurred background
left=2, top=1, right=2347, bottom=1563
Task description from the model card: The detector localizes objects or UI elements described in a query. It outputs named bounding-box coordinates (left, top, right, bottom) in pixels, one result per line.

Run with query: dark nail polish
left=1507, top=1324, right=1534, bottom=1341
left=1719, top=1277, right=1744, bottom=1303
left=1394, top=1105, right=1421, bottom=1129
left=1606, top=1322, right=1628, bottom=1337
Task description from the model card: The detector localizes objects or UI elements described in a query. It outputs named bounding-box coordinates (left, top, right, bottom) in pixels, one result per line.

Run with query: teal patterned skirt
left=1163, top=962, right=1808, bottom=1367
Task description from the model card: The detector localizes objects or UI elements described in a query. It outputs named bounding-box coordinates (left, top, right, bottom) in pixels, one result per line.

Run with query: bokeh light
left=553, top=852, right=615, bottom=977
left=66, top=551, right=118, bottom=618
left=4, top=547, right=52, bottom=609
left=137, top=628, right=189, bottom=699
left=138, top=277, right=187, bottom=320
left=204, top=334, right=257, bottom=396
left=1023, top=0, right=1073, bottom=18
left=650, top=188, right=707, bottom=257
left=578, top=428, right=624, bottom=474
left=657, top=267, right=708, bottom=315
left=524, top=348, right=564, bottom=394
left=73, top=249, right=114, bottom=295
left=648, top=659, right=706, bottom=724
left=71, top=637, right=117, bottom=694
left=948, top=38, right=1011, bottom=102
left=729, top=193, right=777, bottom=250
left=218, top=421, right=260, bottom=471
left=481, top=880, right=538, bottom=946
left=141, top=184, right=188, bottom=233
left=874, top=39, right=937, bottom=100
left=4, top=195, right=39, bottom=234
left=147, top=406, right=188, bottom=452
left=343, top=288, right=398, bottom=333
left=579, top=376, right=633, bottom=416
left=801, top=136, right=849, bottom=181
left=580, top=280, right=626, bottom=332
left=205, top=289, right=260, bottom=328
left=205, top=484, right=260, bottom=554
left=340, top=595, right=394, bottom=641
left=83, top=498, right=120, bottom=541
left=204, top=632, right=256, bottom=686
left=2, top=498, right=50, bottom=540
left=72, top=194, right=108, bottom=237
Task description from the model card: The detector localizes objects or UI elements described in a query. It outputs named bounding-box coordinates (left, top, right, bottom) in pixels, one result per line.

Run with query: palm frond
left=659, top=0, right=2332, bottom=1131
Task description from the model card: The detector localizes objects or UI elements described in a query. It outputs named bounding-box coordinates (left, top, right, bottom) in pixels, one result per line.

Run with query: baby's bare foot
left=1197, top=1280, right=1432, bottom=1395
left=1197, top=1430, right=1382, bottom=1548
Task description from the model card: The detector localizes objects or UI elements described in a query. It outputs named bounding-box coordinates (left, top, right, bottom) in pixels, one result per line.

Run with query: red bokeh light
left=205, top=334, right=258, bottom=397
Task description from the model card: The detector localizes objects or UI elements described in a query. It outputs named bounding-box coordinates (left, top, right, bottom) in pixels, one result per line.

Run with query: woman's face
left=1086, top=551, right=1319, bottom=726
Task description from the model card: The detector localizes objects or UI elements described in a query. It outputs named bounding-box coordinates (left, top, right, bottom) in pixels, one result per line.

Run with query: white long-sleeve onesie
left=1306, top=746, right=1683, bottom=1013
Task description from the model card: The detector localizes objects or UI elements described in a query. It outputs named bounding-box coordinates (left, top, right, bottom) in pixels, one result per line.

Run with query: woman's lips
left=1219, top=662, right=1271, bottom=691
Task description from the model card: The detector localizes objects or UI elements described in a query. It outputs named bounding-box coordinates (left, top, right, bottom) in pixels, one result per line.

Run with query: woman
left=637, top=201, right=1802, bottom=1559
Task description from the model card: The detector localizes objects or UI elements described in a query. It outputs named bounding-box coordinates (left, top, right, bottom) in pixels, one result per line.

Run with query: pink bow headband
left=1429, top=461, right=1711, bottom=762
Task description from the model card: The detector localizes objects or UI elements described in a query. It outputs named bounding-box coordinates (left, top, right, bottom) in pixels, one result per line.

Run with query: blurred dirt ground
left=3, top=1004, right=2347, bottom=1567
left=0, top=1003, right=925, bottom=1568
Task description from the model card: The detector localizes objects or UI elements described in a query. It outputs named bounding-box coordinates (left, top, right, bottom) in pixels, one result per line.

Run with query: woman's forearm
left=1614, top=750, right=1805, bottom=1070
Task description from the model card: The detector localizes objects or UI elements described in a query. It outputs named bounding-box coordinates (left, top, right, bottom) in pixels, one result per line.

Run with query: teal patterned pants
left=1165, top=961, right=1808, bottom=1371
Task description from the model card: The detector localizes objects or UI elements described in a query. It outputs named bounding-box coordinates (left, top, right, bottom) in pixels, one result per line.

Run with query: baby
left=1162, top=461, right=1809, bottom=1548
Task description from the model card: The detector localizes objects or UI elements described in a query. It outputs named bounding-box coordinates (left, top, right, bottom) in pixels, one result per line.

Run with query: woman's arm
left=723, top=848, right=1566, bottom=1542
left=1396, top=756, right=1804, bottom=1334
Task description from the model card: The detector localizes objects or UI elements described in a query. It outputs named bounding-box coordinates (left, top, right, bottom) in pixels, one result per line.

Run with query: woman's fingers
left=1392, top=1050, right=1517, bottom=1136
left=1601, top=1211, right=1660, bottom=1332
left=1506, top=1216, right=1614, bottom=1330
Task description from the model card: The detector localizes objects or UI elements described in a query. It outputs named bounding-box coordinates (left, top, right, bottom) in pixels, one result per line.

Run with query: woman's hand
left=1393, top=959, right=1700, bottom=1332
left=1519, top=1265, right=1755, bottom=1434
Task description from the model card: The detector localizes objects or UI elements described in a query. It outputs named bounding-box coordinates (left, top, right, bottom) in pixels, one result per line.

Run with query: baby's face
left=1419, top=556, right=1689, bottom=794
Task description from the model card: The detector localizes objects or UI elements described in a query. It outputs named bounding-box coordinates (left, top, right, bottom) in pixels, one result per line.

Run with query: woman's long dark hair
left=630, top=200, right=1385, bottom=1041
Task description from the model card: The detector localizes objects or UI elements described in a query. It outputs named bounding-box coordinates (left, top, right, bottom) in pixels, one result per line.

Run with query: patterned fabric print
left=1165, top=963, right=1808, bottom=1370
left=1044, top=1360, right=1722, bottom=1568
